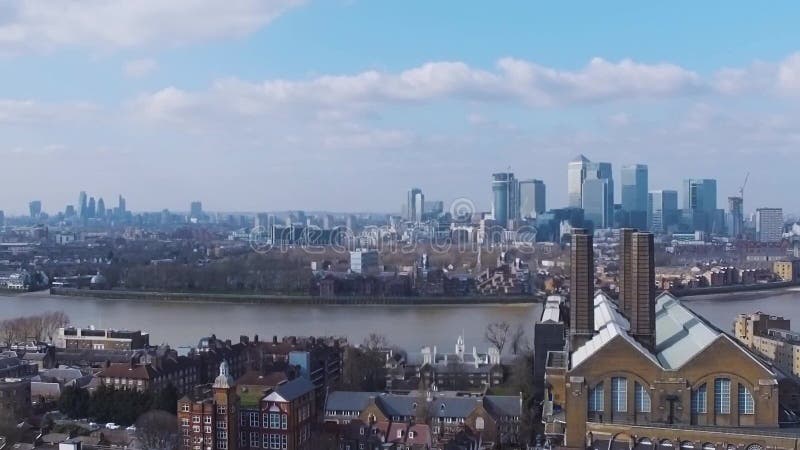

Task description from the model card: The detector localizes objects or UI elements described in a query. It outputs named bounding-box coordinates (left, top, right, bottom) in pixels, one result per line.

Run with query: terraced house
left=324, top=391, right=522, bottom=448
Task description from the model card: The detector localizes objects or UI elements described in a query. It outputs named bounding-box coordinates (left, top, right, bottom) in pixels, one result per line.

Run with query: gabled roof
left=571, top=321, right=661, bottom=370
left=655, top=293, right=721, bottom=369
left=264, top=377, right=315, bottom=402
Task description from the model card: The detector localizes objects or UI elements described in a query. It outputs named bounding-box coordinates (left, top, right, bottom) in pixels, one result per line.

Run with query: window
left=739, top=384, right=755, bottom=415
left=250, top=432, right=259, bottom=448
left=217, top=405, right=227, bottom=415
left=182, top=418, right=190, bottom=427
left=270, top=433, right=280, bottom=449
left=635, top=382, right=651, bottom=413
left=192, top=426, right=200, bottom=433
left=193, top=416, right=201, bottom=423
left=240, top=432, right=246, bottom=447
left=250, top=412, right=260, bottom=428
left=217, top=421, right=227, bottom=429
left=204, top=417, right=212, bottom=424
left=692, top=384, right=707, bottom=413
left=281, top=414, right=287, bottom=430
left=281, top=434, right=287, bottom=450
left=204, top=426, right=212, bottom=434
left=182, top=405, right=190, bottom=412
left=240, top=413, right=247, bottom=427
left=270, top=413, right=281, bottom=429
left=588, top=382, right=604, bottom=412
left=216, top=430, right=227, bottom=441
left=611, top=377, right=627, bottom=412
left=475, top=417, right=485, bottom=430
left=715, top=378, right=731, bottom=414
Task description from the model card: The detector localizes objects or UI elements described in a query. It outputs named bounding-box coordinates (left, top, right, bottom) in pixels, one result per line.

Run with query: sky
left=2, top=0, right=800, bottom=215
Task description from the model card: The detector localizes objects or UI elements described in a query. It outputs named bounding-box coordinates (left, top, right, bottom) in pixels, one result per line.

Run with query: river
left=1, top=288, right=799, bottom=351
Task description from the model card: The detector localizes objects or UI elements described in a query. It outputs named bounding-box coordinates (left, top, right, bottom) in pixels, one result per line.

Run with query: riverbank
left=670, top=281, right=798, bottom=299
left=47, top=287, right=541, bottom=306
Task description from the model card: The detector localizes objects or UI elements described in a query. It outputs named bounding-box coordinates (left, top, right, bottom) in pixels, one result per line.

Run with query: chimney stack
left=618, top=228, right=637, bottom=318
left=630, top=232, right=656, bottom=351
left=569, top=228, right=595, bottom=350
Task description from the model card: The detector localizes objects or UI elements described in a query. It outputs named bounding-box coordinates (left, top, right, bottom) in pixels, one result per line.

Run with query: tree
left=509, top=324, right=529, bottom=356
left=135, top=410, right=179, bottom=450
left=58, top=385, right=90, bottom=418
left=152, top=384, right=179, bottom=415
left=485, top=321, right=511, bottom=354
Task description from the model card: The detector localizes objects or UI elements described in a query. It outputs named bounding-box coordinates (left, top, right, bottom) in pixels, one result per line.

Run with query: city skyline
left=3, top=2, right=800, bottom=214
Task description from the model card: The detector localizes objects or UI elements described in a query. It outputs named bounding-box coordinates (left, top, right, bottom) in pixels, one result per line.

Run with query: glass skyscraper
left=647, top=190, right=679, bottom=233
left=492, top=172, right=518, bottom=228
left=519, top=179, right=546, bottom=218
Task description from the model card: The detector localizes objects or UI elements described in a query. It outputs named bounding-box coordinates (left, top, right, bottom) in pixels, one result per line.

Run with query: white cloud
left=124, top=58, right=158, bottom=78
left=0, top=99, right=98, bottom=124
left=131, top=57, right=705, bottom=124
left=778, top=53, right=800, bottom=94
left=0, top=0, right=304, bottom=53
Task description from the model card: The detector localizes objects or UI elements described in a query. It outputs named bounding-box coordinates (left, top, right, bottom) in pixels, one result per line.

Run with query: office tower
left=756, top=208, right=783, bottom=242
left=492, top=172, right=519, bottom=228
left=96, top=198, right=105, bottom=218
left=29, top=200, right=42, bottom=219
left=118, top=195, right=126, bottom=215
left=618, top=228, right=636, bottom=319
left=569, top=228, right=594, bottom=350
left=647, top=190, right=679, bottom=233
left=728, top=196, right=744, bottom=239
left=519, top=179, right=546, bottom=218
left=406, top=188, right=424, bottom=222
left=87, top=197, right=96, bottom=218
left=423, top=200, right=444, bottom=217
left=65, top=205, right=75, bottom=217
left=582, top=177, right=611, bottom=229
left=0, top=210, right=4, bottom=227
left=350, top=249, right=380, bottom=274
left=78, top=191, right=87, bottom=219
left=568, top=155, right=613, bottom=214
left=621, top=164, right=648, bottom=228
left=629, top=231, right=655, bottom=351
left=323, top=214, right=335, bottom=230
left=682, top=179, right=717, bottom=233
left=190, top=201, right=203, bottom=219
left=567, top=155, right=589, bottom=208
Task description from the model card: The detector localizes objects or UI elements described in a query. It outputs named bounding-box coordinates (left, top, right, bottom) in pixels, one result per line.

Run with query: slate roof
left=325, top=392, right=521, bottom=420
left=269, top=377, right=315, bottom=402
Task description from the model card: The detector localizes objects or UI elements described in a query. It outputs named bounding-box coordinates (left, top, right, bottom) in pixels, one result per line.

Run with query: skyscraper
left=756, top=208, right=783, bottom=242
left=87, top=197, right=96, bottom=218
left=682, top=179, right=717, bottom=233
left=569, top=228, right=594, bottom=350
left=190, top=201, right=203, bottom=220
left=0, top=210, right=5, bottom=227
left=491, top=172, right=518, bottom=228
left=567, top=155, right=589, bottom=208
left=406, top=188, right=424, bottom=222
left=118, top=195, right=126, bottom=215
left=647, top=190, right=679, bottom=233
left=78, top=191, right=87, bottom=219
left=728, top=196, right=744, bottom=239
left=621, top=164, right=648, bottom=228
left=582, top=177, right=611, bottom=229
left=519, top=179, right=546, bottom=218
left=29, top=201, right=42, bottom=219
left=96, top=198, right=105, bottom=218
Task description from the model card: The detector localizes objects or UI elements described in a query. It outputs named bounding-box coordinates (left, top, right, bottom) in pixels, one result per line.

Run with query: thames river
left=1, top=288, right=799, bottom=351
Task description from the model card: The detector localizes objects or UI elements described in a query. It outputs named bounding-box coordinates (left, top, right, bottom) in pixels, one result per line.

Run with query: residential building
left=728, top=196, right=744, bottom=239
left=735, top=312, right=800, bottom=379
left=96, top=348, right=199, bottom=393
left=324, top=391, right=522, bottom=448
left=773, top=260, right=800, bottom=282
left=55, top=327, right=150, bottom=350
left=756, top=208, right=784, bottom=243
left=0, top=378, right=31, bottom=422
left=519, top=179, right=546, bottom=218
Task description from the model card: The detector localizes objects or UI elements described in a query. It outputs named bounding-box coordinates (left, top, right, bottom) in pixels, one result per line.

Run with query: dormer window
left=409, top=431, right=415, bottom=438
left=397, top=430, right=404, bottom=438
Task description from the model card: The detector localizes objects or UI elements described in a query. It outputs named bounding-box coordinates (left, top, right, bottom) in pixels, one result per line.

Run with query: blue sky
left=2, top=0, right=800, bottom=215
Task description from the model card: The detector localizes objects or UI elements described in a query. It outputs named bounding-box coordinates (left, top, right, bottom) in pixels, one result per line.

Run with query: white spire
left=213, top=360, right=234, bottom=389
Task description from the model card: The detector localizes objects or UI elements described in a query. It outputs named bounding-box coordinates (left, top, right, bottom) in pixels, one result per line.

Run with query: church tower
left=212, top=361, right=238, bottom=450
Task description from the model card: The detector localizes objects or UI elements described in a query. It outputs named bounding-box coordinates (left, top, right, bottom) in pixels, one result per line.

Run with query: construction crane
left=738, top=172, right=750, bottom=199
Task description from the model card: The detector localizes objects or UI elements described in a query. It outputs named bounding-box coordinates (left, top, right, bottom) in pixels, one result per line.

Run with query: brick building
left=55, top=327, right=149, bottom=350
left=543, top=230, right=800, bottom=450
left=178, top=362, right=239, bottom=450
left=237, top=377, right=316, bottom=450
left=97, top=347, right=199, bottom=393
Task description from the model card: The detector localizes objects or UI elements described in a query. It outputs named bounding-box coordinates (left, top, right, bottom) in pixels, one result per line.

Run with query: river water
left=1, top=288, right=799, bottom=351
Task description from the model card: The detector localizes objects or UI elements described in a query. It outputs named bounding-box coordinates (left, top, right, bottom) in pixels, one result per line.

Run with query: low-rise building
left=55, top=327, right=149, bottom=350
left=96, top=348, right=199, bottom=394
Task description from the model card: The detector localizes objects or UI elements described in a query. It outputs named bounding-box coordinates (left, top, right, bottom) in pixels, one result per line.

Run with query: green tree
left=58, top=385, right=90, bottom=418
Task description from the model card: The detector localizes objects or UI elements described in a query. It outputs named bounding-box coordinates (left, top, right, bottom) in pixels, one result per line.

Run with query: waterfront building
left=773, top=260, right=800, bottom=282
left=756, top=208, right=784, bottom=243
left=350, top=249, right=379, bottom=275
left=734, top=312, right=800, bottom=379
left=324, top=391, right=523, bottom=448
left=55, top=326, right=150, bottom=350
left=621, top=164, right=648, bottom=229
left=418, top=335, right=503, bottom=391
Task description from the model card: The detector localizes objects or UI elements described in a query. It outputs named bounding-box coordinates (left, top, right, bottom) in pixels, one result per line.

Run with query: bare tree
left=135, top=410, right=179, bottom=450
left=485, top=321, right=511, bottom=355
left=509, top=324, right=529, bottom=356
left=362, top=333, right=388, bottom=350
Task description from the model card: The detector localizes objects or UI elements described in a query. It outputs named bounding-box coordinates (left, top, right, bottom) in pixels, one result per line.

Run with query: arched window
left=659, top=439, right=674, bottom=450
left=745, top=445, right=763, bottom=450
left=692, top=384, right=707, bottom=414
left=702, top=443, right=715, bottom=450
left=475, top=417, right=485, bottom=430
left=635, top=382, right=651, bottom=413
left=611, top=377, right=627, bottom=412
left=588, top=382, right=604, bottom=412
left=738, top=384, right=755, bottom=415
left=680, top=442, right=694, bottom=450
left=715, top=378, right=731, bottom=414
